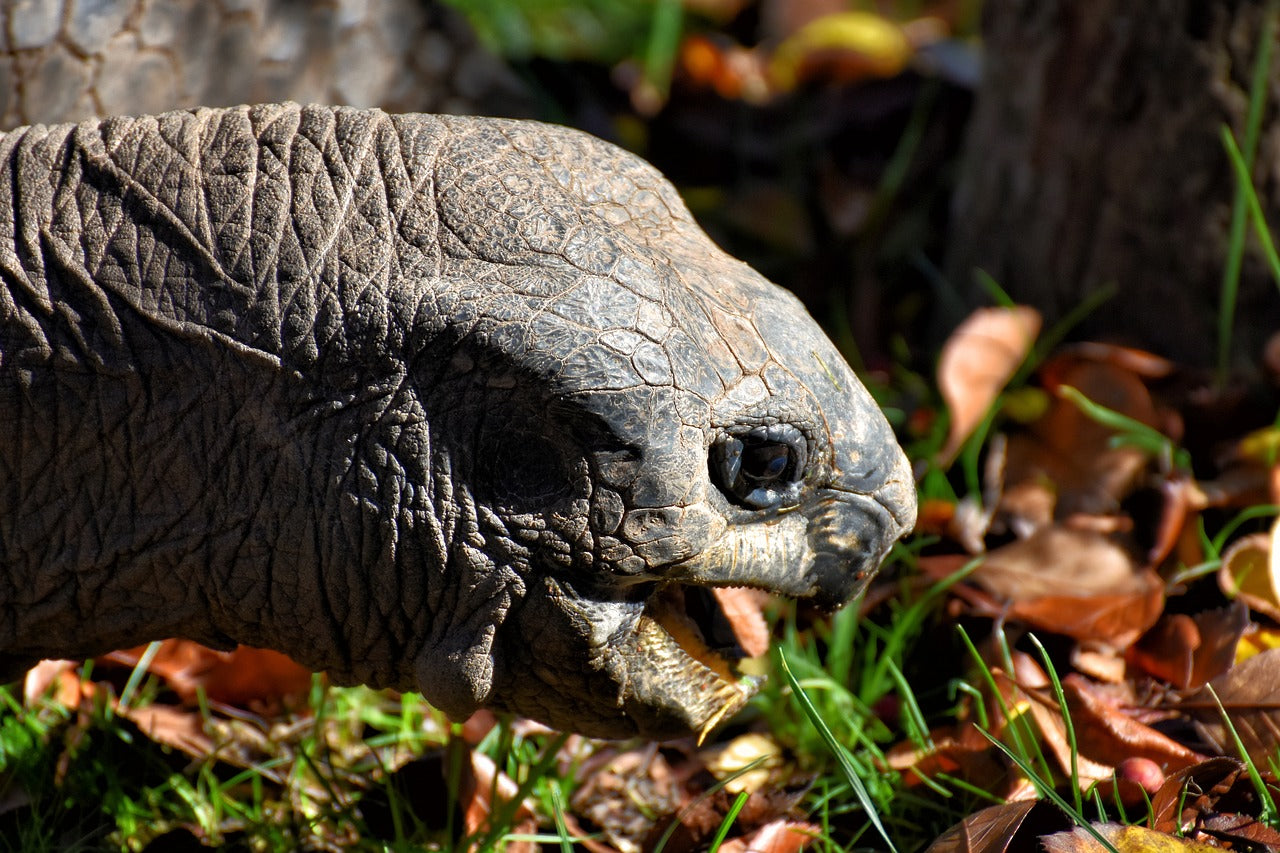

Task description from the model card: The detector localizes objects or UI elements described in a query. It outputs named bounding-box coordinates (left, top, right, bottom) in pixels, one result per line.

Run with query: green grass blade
left=708, top=790, right=750, bottom=852
left=778, top=650, right=898, bottom=853
left=885, top=658, right=932, bottom=751
left=642, top=0, right=682, bottom=105
left=118, top=640, right=163, bottom=711
left=1058, top=385, right=1190, bottom=471
left=1222, top=126, right=1280, bottom=288
left=955, top=626, right=1050, bottom=780
left=1028, top=635, right=1080, bottom=813
left=548, top=782, right=574, bottom=853
left=977, top=729, right=1121, bottom=853
left=1218, top=1, right=1278, bottom=383
left=1203, top=684, right=1278, bottom=822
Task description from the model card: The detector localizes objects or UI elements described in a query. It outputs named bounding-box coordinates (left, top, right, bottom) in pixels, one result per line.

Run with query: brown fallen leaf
left=886, top=723, right=1013, bottom=795
left=990, top=657, right=1198, bottom=794
left=966, top=526, right=1164, bottom=648
left=924, top=799, right=1071, bottom=853
left=466, top=750, right=538, bottom=847
left=937, top=305, right=1042, bottom=461
left=103, top=641, right=313, bottom=712
left=973, top=527, right=1143, bottom=600
left=1151, top=757, right=1258, bottom=835
left=23, top=659, right=84, bottom=708
left=1197, top=812, right=1280, bottom=848
left=1013, top=679, right=1118, bottom=789
left=1128, top=603, right=1249, bottom=689
left=1059, top=675, right=1201, bottom=775
left=1003, top=357, right=1161, bottom=523
left=644, top=783, right=811, bottom=853
left=717, top=819, right=820, bottom=853
left=1183, top=647, right=1280, bottom=765
left=124, top=703, right=215, bottom=759
left=1048, top=343, right=1175, bottom=380
left=573, top=744, right=680, bottom=852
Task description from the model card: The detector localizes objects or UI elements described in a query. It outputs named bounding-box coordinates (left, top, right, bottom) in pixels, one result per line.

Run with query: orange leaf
left=102, top=641, right=312, bottom=711
left=1003, top=357, right=1160, bottom=524
left=969, top=526, right=1162, bottom=648
left=938, top=306, right=1041, bottom=461
left=713, top=587, right=772, bottom=658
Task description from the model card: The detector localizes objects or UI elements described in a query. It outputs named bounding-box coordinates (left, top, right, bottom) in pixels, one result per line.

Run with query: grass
left=0, top=547, right=976, bottom=851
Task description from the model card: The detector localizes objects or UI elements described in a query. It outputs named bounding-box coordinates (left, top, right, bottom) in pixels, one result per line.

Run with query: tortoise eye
left=712, top=425, right=807, bottom=509
left=740, top=442, right=790, bottom=482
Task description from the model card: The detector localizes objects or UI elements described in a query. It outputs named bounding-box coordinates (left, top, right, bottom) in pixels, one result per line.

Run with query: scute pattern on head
left=0, top=103, right=914, bottom=738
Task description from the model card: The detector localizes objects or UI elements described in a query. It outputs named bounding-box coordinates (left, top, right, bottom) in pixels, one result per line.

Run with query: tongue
left=711, top=588, right=772, bottom=658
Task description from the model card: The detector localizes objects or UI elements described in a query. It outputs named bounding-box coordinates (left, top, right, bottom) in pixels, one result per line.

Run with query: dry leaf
left=123, top=703, right=214, bottom=759
left=718, top=819, right=820, bottom=853
left=886, top=724, right=1012, bottom=795
left=103, top=641, right=313, bottom=711
left=937, top=306, right=1042, bottom=461
left=968, top=526, right=1163, bottom=648
left=1185, top=647, right=1280, bottom=764
left=1059, top=675, right=1201, bottom=774
left=466, top=751, right=537, bottom=844
left=573, top=745, right=680, bottom=852
left=23, top=659, right=84, bottom=707
left=1042, top=823, right=1221, bottom=853
left=1003, top=358, right=1159, bottom=522
left=1150, top=758, right=1267, bottom=836
left=1197, top=812, right=1280, bottom=848
left=713, top=588, right=773, bottom=659
left=973, top=527, right=1143, bottom=601
left=704, top=732, right=785, bottom=793
left=1128, top=603, right=1248, bottom=689
left=1050, top=343, right=1174, bottom=379
left=1218, top=519, right=1280, bottom=622
left=925, top=799, right=1070, bottom=853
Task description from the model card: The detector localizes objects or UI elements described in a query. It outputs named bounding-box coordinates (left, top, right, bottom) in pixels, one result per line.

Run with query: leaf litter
left=13, top=300, right=1280, bottom=851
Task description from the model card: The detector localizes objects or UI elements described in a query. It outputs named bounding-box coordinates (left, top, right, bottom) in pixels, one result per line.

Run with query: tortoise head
left=413, top=117, right=916, bottom=738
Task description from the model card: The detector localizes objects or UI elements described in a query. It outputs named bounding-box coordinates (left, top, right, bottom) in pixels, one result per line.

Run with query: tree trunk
left=946, top=0, right=1280, bottom=368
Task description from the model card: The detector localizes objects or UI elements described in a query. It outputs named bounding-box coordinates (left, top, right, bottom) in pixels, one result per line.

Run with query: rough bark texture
left=947, top=0, right=1280, bottom=366
left=0, top=0, right=531, bottom=129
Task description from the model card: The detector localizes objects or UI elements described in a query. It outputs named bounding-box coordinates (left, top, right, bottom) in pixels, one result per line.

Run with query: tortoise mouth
left=635, top=583, right=771, bottom=740
left=647, top=585, right=750, bottom=667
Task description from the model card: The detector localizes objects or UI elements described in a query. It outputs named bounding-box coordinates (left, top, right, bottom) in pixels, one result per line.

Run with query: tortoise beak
left=805, top=443, right=917, bottom=611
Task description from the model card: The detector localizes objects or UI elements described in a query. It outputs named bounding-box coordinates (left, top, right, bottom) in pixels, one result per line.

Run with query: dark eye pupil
left=711, top=427, right=808, bottom=509
left=741, top=443, right=790, bottom=482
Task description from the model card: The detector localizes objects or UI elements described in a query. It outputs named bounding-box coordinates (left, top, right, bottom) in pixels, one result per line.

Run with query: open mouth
left=635, top=583, right=773, bottom=738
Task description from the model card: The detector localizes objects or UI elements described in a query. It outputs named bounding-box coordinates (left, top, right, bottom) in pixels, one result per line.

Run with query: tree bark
left=947, top=0, right=1280, bottom=368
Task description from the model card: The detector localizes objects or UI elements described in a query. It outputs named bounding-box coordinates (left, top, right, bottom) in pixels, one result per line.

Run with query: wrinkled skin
left=0, top=104, right=915, bottom=738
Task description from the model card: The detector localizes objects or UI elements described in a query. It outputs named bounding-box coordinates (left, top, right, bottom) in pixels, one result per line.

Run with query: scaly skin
left=0, top=103, right=915, bottom=738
